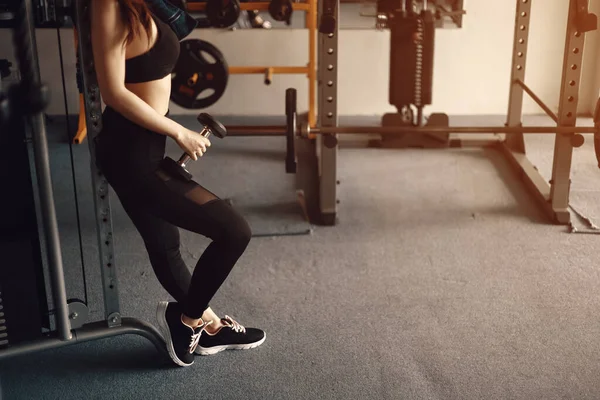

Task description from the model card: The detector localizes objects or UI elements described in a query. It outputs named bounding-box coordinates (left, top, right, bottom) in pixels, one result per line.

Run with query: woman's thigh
left=111, top=167, right=249, bottom=243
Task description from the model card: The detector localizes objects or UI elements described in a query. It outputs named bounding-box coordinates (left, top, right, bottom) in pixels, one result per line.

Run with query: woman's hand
left=173, top=128, right=212, bottom=161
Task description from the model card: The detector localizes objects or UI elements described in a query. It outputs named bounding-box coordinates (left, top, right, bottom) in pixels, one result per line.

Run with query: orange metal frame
left=188, top=0, right=318, bottom=126
left=74, top=1, right=318, bottom=144
left=72, top=28, right=88, bottom=144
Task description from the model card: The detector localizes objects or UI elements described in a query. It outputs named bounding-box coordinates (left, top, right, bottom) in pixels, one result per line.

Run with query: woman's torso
left=97, top=9, right=180, bottom=178
left=122, top=10, right=180, bottom=115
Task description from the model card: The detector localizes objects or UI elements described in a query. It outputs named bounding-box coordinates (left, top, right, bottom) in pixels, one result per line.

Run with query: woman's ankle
left=201, top=308, right=223, bottom=333
left=204, top=318, right=223, bottom=334
left=181, top=314, right=204, bottom=328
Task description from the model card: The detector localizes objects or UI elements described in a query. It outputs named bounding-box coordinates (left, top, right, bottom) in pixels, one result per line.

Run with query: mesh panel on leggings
left=155, top=168, right=219, bottom=205
left=184, top=185, right=218, bottom=205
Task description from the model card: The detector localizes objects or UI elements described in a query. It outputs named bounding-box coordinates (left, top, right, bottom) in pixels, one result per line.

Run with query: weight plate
left=268, top=0, right=293, bottom=23
left=197, top=112, right=228, bottom=138
left=171, top=39, right=229, bottom=109
left=206, top=0, right=241, bottom=28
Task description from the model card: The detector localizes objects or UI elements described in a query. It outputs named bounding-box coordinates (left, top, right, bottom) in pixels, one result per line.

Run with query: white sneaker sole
left=156, top=301, right=193, bottom=367
left=194, top=333, right=266, bottom=356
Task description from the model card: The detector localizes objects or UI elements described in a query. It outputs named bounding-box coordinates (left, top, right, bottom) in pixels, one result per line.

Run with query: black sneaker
left=195, top=315, right=266, bottom=356
left=156, top=301, right=211, bottom=367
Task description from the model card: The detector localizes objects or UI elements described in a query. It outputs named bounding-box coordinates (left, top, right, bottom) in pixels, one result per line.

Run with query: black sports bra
left=124, top=13, right=180, bottom=84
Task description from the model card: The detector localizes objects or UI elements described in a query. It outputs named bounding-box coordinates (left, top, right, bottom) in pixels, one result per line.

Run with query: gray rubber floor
left=2, top=115, right=600, bottom=400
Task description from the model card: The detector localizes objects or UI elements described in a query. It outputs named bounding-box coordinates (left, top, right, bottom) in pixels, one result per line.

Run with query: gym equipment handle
left=178, top=126, right=212, bottom=167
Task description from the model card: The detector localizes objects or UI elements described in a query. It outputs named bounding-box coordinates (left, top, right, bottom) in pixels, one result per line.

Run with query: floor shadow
left=1, top=337, right=172, bottom=377
left=483, top=146, right=550, bottom=225
left=235, top=200, right=303, bottom=217
left=212, top=144, right=287, bottom=164
left=65, top=345, right=173, bottom=373
left=234, top=200, right=312, bottom=237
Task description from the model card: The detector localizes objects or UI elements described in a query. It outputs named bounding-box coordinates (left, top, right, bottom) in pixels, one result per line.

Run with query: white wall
left=586, top=0, right=600, bottom=114
left=0, top=0, right=597, bottom=117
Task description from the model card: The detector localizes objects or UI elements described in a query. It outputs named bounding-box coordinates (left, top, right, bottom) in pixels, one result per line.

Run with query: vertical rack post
left=74, top=0, right=121, bottom=327
left=505, top=0, right=532, bottom=153
left=12, top=0, right=72, bottom=342
left=317, top=0, right=339, bottom=225
left=501, top=0, right=558, bottom=223
left=308, top=0, right=318, bottom=127
left=549, top=0, right=586, bottom=224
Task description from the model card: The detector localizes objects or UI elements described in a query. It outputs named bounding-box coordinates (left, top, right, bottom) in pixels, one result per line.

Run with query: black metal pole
left=12, top=0, right=72, bottom=342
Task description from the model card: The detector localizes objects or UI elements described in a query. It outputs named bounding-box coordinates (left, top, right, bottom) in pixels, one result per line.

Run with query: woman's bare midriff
left=123, top=16, right=171, bottom=117
left=126, top=75, right=172, bottom=116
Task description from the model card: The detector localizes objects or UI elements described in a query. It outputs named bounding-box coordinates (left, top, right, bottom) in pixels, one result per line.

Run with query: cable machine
left=0, top=0, right=165, bottom=362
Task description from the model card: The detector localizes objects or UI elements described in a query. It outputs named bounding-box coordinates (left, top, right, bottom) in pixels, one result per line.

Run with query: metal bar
left=317, top=0, right=339, bottom=224
left=224, top=125, right=595, bottom=135
left=13, top=0, right=72, bottom=341
left=549, top=0, right=586, bottom=224
left=228, top=131, right=285, bottom=136
left=227, top=126, right=285, bottom=133
left=72, top=29, right=87, bottom=145
left=73, top=94, right=88, bottom=144
left=0, top=318, right=165, bottom=361
left=75, top=0, right=121, bottom=326
left=187, top=2, right=311, bottom=11
left=308, top=125, right=595, bottom=134
left=505, top=0, right=532, bottom=153
left=308, top=0, right=317, bottom=127
left=229, top=66, right=309, bottom=75
left=514, top=79, right=559, bottom=123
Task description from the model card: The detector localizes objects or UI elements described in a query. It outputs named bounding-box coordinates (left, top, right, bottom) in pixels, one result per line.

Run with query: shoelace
left=223, top=315, right=246, bottom=333
left=188, top=331, right=201, bottom=353
left=189, top=320, right=213, bottom=353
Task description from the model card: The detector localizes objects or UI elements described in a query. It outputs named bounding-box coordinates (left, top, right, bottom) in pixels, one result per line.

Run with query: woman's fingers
left=183, top=136, right=211, bottom=162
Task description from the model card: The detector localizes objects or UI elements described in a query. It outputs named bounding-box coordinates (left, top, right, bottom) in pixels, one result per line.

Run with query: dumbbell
left=160, top=113, right=227, bottom=181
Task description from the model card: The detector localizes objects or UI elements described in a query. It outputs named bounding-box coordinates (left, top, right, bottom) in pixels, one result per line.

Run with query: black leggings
left=95, top=107, right=251, bottom=319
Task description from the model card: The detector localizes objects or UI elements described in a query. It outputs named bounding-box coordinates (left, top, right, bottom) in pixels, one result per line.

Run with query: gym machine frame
left=228, top=0, right=599, bottom=226
left=0, top=0, right=166, bottom=362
